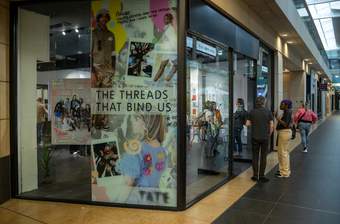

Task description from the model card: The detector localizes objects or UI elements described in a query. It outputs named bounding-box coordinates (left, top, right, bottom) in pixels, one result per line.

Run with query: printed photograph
left=153, top=53, right=177, bottom=82
left=93, top=141, right=120, bottom=178
left=51, top=79, right=91, bottom=145
left=127, top=41, right=155, bottom=77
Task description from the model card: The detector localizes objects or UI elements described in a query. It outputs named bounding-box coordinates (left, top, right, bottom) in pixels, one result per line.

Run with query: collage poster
left=90, top=0, right=178, bottom=207
left=50, top=79, right=91, bottom=145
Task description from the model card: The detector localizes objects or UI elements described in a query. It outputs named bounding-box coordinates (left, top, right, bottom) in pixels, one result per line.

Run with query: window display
left=90, top=0, right=178, bottom=207
left=14, top=0, right=272, bottom=210
left=17, top=0, right=178, bottom=208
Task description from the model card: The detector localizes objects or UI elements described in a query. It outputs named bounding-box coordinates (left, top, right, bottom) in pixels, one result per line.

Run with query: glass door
left=233, top=53, right=256, bottom=161
left=186, top=35, right=229, bottom=204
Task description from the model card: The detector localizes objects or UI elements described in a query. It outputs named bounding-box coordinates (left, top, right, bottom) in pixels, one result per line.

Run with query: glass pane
left=17, top=1, right=92, bottom=201
left=17, top=0, right=178, bottom=207
left=90, top=0, right=178, bottom=207
left=233, top=53, right=256, bottom=160
left=186, top=37, right=229, bottom=204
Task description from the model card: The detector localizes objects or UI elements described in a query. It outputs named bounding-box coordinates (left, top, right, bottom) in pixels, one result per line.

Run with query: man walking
left=246, top=96, right=274, bottom=183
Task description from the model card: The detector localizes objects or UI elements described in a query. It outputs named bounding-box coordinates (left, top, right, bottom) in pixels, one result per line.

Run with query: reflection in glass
left=186, top=36, right=229, bottom=203
left=233, top=53, right=256, bottom=160
left=18, top=1, right=92, bottom=201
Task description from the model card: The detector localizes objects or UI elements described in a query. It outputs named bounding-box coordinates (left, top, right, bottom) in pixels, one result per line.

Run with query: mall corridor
left=3, top=0, right=340, bottom=223
left=0, top=114, right=339, bottom=223
left=214, top=112, right=340, bottom=224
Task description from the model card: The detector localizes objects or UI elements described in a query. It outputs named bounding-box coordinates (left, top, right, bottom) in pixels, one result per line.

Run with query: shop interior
left=15, top=0, right=274, bottom=209
left=18, top=1, right=92, bottom=201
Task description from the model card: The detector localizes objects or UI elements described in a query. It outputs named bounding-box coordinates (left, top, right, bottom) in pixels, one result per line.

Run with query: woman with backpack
left=294, top=102, right=318, bottom=152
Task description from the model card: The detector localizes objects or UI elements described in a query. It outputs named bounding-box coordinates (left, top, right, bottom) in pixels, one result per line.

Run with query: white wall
left=37, top=69, right=90, bottom=85
left=283, top=70, right=306, bottom=112
left=18, top=9, right=49, bottom=193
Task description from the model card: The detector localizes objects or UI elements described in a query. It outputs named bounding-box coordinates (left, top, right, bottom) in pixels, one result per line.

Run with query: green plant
left=40, top=145, right=53, bottom=178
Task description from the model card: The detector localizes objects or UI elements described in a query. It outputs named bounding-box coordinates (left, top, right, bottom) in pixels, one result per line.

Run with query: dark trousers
left=234, top=128, right=243, bottom=153
left=251, top=138, right=269, bottom=178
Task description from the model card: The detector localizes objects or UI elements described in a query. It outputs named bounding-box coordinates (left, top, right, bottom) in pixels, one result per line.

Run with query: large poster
left=51, top=79, right=91, bottom=145
left=91, top=0, right=178, bottom=207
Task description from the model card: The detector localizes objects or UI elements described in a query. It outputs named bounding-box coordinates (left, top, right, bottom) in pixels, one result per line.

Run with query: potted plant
left=40, top=144, right=54, bottom=184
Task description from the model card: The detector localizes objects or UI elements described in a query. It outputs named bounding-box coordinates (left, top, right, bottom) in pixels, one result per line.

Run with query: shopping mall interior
left=1, top=0, right=340, bottom=223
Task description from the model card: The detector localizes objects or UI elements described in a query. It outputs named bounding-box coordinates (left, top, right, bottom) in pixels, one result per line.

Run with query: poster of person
left=91, top=8, right=116, bottom=88
left=93, top=141, right=120, bottom=177
left=91, top=0, right=178, bottom=207
left=51, top=79, right=91, bottom=145
left=127, top=41, right=155, bottom=77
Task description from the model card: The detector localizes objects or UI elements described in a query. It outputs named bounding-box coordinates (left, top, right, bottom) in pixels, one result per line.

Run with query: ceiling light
left=330, top=1, right=340, bottom=10
left=281, top=33, right=288, bottom=37
left=62, top=31, right=66, bottom=36
left=297, top=8, right=308, bottom=17
left=75, top=28, right=79, bottom=33
left=287, top=41, right=294, bottom=44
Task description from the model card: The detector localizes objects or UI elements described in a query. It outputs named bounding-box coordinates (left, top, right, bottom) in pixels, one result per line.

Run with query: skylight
left=305, top=0, right=340, bottom=51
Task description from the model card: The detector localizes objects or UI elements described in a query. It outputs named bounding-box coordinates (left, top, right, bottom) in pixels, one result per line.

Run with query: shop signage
left=196, top=40, right=216, bottom=57
left=187, top=37, right=193, bottom=48
left=261, top=66, right=268, bottom=73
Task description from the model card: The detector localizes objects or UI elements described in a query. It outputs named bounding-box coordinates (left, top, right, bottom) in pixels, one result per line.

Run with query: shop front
left=11, top=0, right=274, bottom=210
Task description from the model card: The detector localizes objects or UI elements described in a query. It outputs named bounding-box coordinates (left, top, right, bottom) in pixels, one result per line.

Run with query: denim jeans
left=37, top=122, right=44, bottom=144
left=234, top=128, right=243, bottom=153
left=298, top=122, right=312, bottom=148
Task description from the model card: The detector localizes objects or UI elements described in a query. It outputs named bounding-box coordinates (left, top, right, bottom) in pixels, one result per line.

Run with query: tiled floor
left=0, top=115, right=334, bottom=224
left=214, top=113, right=340, bottom=224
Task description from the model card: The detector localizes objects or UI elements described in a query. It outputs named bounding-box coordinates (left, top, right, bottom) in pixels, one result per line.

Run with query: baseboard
left=0, top=156, right=11, bottom=204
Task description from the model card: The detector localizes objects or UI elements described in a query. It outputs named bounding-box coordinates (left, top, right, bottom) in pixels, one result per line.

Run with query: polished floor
left=214, top=113, right=340, bottom=224
left=0, top=114, right=336, bottom=224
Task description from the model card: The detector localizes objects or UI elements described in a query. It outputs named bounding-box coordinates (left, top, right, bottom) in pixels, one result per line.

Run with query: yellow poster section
left=92, top=0, right=127, bottom=52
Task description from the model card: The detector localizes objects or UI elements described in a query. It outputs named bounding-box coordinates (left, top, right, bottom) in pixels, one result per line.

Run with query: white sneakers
left=302, top=147, right=308, bottom=153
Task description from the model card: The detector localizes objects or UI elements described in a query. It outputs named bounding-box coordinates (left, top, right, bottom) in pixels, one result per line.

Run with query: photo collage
left=90, top=0, right=178, bottom=207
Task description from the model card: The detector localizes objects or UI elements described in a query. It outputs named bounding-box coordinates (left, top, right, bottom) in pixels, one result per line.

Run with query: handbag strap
left=297, top=110, right=307, bottom=123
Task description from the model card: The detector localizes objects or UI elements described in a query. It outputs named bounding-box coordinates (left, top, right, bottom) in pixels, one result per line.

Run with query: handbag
left=291, top=125, right=296, bottom=140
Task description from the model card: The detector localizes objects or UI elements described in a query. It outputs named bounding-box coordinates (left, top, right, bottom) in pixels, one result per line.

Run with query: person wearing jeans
left=233, top=98, right=247, bottom=156
left=275, top=99, right=293, bottom=178
left=294, top=102, right=317, bottom=152
left=37, top=97, right=47, bottom=145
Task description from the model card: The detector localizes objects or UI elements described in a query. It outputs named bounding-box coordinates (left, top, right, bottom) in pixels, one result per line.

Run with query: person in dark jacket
left=246, top=96, right=274, bottom=183
left=233, top=98, right=248, bottom=156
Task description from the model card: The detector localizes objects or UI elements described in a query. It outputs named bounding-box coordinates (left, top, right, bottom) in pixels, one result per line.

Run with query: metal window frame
left=9, top=0, right=275, bottom=211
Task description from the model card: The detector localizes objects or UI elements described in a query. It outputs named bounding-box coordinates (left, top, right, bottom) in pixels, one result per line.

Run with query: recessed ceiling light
left=75, top=28, right=79, bottom=33
left=62, top=31, right=66, bottom=36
